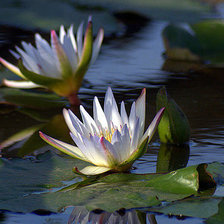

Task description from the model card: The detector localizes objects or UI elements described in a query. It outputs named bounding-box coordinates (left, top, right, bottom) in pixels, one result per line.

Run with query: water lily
left=40, top=88, right=165, bottom=175
left=0, top=17, right=104, bottom=105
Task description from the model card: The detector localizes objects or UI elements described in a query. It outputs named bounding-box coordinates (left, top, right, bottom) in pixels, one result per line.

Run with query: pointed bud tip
left=51, top=30, right=57, bottom=40
left=141, top=88, right=146, bottom=96
left=39, top=131, right=44, bottom=138
left=88, top=15, right=92, bottom=23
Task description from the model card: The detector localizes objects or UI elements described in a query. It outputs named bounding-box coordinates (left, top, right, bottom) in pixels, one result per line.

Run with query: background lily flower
left=0, top=17, right=104, bottom=105
left=40, top=87, right=165, bottom=176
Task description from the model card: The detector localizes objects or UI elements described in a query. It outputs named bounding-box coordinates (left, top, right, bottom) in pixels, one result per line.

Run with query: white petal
left=78, top=166, right=111, bottom=175
left=10, top=50, right=20, bottom=59
left=93, top=96, right=109, bottom=133
left=100, top=136, right=120, bottom=164
left=77, top=22, right=84, bottom=60
left=104, top=87, right=122, bottom=130
left=63, top=109, right=89, bottom=138
left=51, top=30, right=72, bottom=78
left=59, top=25, right=66, bottom=43
left=15, top=46, right=40, bottom=74
left=121, top=101, right=129, bottom=125
left=111, top=129, right=125, bottom=163
left=90, top=28, right=104, bottom=65
left=62, top=27, right=78, bottom=71
left=136, top=88, right=146, bottom=137
left=104, top=87, right=118, bottom=116
left=68, top=25, right=78, bottom=53
left=70, top=132, right=87, bottom=155
left=35, top=33, right=53, bottom=56
left=21, top=41, right=37, bottom=59
left=80, top=105, right=99, bottom=135
left=3, top=79, right=41, bottom=89
left=140, top=107, right=165, bottom=145
left=129, top=101, right=137, bottom=136
left=35, top=34, right=61, bottom=78
left=130, top=118, right=140, bottom=153
left=0, top=57, right=25, bottom=78
left=110, top=103, right=123, bottom=131
left=120, top=124, right=132, bottom=159
left=81, top=135, right=109, bottom=166
left=39, top=132, right=86, bottom=160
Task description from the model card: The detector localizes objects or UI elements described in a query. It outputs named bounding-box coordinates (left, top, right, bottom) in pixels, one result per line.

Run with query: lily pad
left=162, top=20, right=224, bottom=64
left=0, top=88, right=67, bottom=109
left=74, top=0, right=211, bottom=22
left=150, top=197, right=221, bottom=219
left=206, top=198, right=224, bottom=224
left=0, top=0, right=118, bottom=35
left=0, top=158, right=216, bottom=213
left=162, top=24, right=202, bottom=61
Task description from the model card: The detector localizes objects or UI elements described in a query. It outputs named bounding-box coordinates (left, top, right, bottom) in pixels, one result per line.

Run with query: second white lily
left=40, top=88, right=164, bottom=175
left=0, top=17, right=104, bottom=105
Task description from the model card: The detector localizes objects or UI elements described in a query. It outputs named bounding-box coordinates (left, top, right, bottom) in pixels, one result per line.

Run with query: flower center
left=99, top=128, right=115, bottom=143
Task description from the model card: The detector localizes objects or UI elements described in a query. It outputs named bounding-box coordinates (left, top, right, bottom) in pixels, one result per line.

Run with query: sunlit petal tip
left=0, top=57, right=25, bottom=78
left=62, top=108, right=69, bottom=120
left=72, top=166, right=85, bottom=176
left=51, top=30, right=57, bottom=37
left=88, top=15, right=92, bottom=23
left=9, top=50, right=20, bottom=59
left=97, top=28, right=104, bottom=44
left=60, top=25, right=65, bottom=31
left=74, top=165, right=111, bottom=176
left=39, top=131, right=86, bottom=160
left=2, top=79, right=40, bottom=89
left=140, top=107, right=165, bottom=144
left=39, top=131, right=52, bottom=144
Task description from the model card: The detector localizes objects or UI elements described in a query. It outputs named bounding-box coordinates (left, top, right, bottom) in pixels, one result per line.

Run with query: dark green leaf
left=0, top=88, right=67, bottom=109
left=156, top=87, right=191, bottom=144
left=18, top=60, right=61, bottom=87
left=206, top=198, right=224, bottom=224
left=150, top=197, right=221, bottom=219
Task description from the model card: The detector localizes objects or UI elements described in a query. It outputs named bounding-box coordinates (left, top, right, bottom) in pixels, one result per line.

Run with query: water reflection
left=0, top=113, right=72, bottom=158
left=67, top=206, right=155, bottom=224
left=156, top=144, right=190, bottom=173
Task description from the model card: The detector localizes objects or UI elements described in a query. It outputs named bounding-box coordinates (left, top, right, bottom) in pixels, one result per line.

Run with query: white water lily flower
left=0, top=17, right=104, bottom=105
left=40, top=88, right=165, bottom=175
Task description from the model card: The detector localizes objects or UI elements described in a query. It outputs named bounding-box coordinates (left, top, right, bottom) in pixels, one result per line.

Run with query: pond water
left=0, top=1, right=224, bottom=223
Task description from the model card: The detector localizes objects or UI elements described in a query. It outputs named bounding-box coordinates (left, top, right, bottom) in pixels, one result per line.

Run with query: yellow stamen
left=99, top=128, right=115, bottom=143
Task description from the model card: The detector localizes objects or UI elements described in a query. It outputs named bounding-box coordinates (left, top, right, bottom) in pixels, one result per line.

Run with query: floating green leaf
left=162, top=20, right=224, bottom=64
left=156, top=87, right=191, bottom=144
left=0, top=88, right=67, bottom=109
left=150, top=197, right=221, bottom=219
left=0, top=160, right=216, bottom=213
left=0, top=0, right=118, bottom=35
left=191, top=20, right=224, bottom=53
left=162, top=24, right=201, bottom=61
left=74, top=0, right=211, bottom=22
left=206, top=198, right=224, bottom=224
